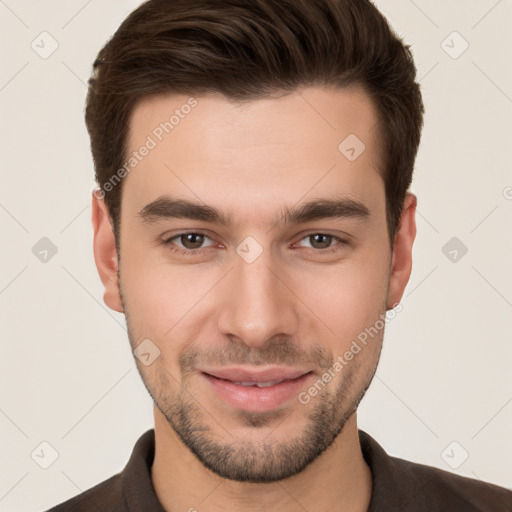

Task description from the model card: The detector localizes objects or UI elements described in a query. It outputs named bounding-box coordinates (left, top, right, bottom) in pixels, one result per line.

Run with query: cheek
left=120, top=249, right=178, bottom=334
left=120, top=246, right=216, bottom=351
left=298, top=251, right=390, bottom=353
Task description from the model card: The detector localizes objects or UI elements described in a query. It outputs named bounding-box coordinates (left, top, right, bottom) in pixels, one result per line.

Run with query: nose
left=216, top=248, right=300, bottom=349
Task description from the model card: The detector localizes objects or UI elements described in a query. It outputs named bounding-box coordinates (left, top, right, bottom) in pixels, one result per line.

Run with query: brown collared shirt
left=46, top=429, right=512, bottom=511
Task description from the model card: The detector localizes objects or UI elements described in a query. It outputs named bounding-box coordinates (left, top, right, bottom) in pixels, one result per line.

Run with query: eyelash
left=162, top=231, right=347, bottom=256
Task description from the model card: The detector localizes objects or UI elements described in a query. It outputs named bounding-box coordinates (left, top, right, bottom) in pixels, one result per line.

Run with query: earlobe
left=91, top=190, right=124, bottom=313
left=386, top=192, right=417, bottom=310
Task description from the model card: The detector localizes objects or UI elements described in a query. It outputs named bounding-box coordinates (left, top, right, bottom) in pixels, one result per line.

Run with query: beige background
left=1, top=0, right=511, bottom=510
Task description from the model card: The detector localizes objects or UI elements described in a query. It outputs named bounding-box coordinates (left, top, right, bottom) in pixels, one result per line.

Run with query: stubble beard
left=119, top=275, right=384, bottom=483
left=133, top=335, right=382, bottom=483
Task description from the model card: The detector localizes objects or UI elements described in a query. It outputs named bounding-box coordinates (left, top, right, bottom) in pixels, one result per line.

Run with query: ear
left=91, top=189, right=124, bottom=313
left=386, top=192, right=417, bottom=309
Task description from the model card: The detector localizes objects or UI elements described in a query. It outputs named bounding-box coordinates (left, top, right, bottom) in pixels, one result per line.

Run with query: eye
left=162, top=231, right=347, bottom=257
left=163, top=231, right=216, bottom=255
left=295, top=233, right=346, bottom=253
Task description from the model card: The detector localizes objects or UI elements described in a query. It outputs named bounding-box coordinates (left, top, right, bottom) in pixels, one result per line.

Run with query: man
left=48, top=0, right=512, bottom=510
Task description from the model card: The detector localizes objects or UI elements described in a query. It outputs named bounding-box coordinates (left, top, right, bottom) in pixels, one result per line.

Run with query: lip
left=200, top=366, right=314, bottom=412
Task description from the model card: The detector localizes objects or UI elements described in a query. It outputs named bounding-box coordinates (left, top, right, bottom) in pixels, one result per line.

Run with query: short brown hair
left=86, top=0, right=424, bottom=247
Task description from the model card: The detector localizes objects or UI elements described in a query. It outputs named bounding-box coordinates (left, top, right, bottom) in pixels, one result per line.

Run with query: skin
left=92, top=84, right=417, bottom=512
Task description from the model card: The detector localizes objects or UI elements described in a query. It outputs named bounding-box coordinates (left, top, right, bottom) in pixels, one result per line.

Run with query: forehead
left=122, top=85, right=384, bottom=226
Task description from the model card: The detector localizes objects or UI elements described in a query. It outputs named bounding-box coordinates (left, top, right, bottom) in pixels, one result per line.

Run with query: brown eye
left=163, top=231, right=216, bottom=255
left=308, top=234, right=333, bottom=249
left=295, top=233, right=347, bottom=254
left=179, top=233, right=207, bottom=249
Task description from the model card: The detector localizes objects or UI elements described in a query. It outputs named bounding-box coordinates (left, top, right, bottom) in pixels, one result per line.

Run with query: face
left=93, top=84, right=416, bottom=483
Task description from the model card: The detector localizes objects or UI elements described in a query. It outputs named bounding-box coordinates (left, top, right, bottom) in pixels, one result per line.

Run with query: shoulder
left=386, top=451, right=512, bottom=511
left=359, top=430, right=512, bottom=511
left=44, top=429, right=163, bottom=512
left=44, top=473, right=125, bottom=512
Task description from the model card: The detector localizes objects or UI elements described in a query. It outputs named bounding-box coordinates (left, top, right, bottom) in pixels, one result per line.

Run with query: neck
left=151, top=407, right=372, bottom=512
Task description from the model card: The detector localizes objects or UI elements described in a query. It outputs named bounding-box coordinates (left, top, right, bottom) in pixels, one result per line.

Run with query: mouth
left=200, top=367, right=314, bottom=412
left=223, top=379, right=291, bottom=388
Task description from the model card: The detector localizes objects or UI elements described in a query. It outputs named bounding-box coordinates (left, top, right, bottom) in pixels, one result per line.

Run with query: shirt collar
left=358, top=429, right=423, bottom=511
left=121, top=429, right=166, bottom=512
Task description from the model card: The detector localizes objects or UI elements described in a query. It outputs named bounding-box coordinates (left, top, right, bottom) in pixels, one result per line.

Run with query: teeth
left=233, top=380, right=284, bottom=387
left=255, top=381, right=280, bottom=387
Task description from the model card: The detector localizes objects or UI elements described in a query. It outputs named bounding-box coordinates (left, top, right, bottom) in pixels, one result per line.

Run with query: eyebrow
left=138, top=194, right=371, bottom=228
